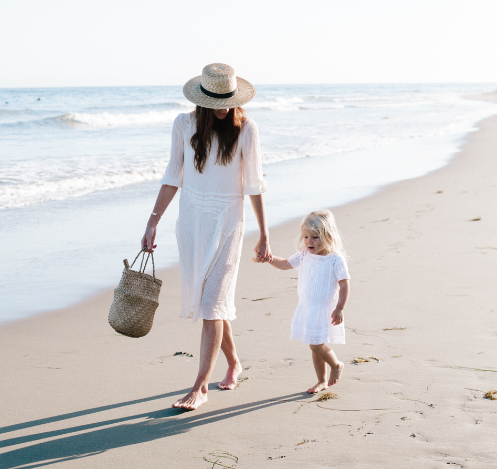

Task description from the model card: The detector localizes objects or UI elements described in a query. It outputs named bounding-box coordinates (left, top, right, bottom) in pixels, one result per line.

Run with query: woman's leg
left=218, top=320, right=243, bottom=390
left=172, top=319, right=223, bottom=410
left=309, top=344, right=344, bottom=386
left=307, top=347, right=330, bottom=394
left=176, top=223, right=244, bottom=403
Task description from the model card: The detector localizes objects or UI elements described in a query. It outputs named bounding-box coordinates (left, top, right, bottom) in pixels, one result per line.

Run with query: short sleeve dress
left=161, top=112, right=267, bottom=322
left=287, top=250, right=350, bottom=345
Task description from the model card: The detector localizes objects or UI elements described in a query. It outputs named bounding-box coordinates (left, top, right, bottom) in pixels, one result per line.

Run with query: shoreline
left=1, top=93, right=497, bottom=467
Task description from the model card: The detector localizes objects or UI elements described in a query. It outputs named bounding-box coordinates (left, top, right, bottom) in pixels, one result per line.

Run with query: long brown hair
left=190, top=106, right=247, bottom=173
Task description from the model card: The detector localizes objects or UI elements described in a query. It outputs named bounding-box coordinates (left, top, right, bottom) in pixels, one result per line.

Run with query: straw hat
left=183, top=63, right=256, bottom=109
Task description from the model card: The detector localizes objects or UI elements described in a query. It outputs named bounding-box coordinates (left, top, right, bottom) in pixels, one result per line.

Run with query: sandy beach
left=1, top=94, right=497, bottom=468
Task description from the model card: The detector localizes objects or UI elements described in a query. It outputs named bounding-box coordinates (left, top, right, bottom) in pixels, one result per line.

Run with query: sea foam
left=56, top=110, right=180, bottom=127
left=0, top=166, right=166, bottom=209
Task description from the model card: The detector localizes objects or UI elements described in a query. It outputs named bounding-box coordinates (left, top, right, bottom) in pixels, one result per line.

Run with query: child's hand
left=252, top=252, right=272, bottom=263
left=252, top=252, right=265, bottom=263
left=331, top=308, right=344, bottom=326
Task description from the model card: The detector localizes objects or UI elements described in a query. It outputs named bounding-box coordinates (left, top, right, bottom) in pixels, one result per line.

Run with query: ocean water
left=1, top=84, right=496, bottom=323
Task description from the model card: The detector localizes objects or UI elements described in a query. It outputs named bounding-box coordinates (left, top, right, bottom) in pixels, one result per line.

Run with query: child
left=254, top=210, right=350, bottom=393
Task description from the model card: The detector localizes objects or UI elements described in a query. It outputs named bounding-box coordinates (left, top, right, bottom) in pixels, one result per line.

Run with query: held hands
left=252, top=254, right=270, bottom=263
left=252, top=236, right=272, bottom=263
left=331, top=308, right=344, bottom=326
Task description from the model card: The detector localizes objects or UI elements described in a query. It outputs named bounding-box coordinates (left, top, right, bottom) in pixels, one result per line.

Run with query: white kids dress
left=288, top=250, right=350, bottom=345
left=161, top=112, right=267, bottom=322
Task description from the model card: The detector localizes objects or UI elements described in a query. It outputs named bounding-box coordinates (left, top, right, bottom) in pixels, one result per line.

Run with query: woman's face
left=213, top=108, right=230, bottom=120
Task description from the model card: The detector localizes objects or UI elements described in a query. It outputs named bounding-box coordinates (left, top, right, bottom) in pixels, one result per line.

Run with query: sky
left=1, top=0, right=496, bottom=88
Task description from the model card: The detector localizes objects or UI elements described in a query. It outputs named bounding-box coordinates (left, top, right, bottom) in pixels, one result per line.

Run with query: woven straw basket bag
left=108, top=249, right=162, bottom=338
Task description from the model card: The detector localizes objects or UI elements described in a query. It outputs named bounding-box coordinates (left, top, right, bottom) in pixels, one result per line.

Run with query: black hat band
left=200, top=84, right=238, bottom=99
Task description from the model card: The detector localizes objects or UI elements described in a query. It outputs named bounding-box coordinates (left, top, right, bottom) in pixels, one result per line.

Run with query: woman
left=142, top=63, right=271, bottom=410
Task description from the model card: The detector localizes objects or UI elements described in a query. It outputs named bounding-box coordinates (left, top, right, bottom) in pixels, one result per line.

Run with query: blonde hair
left=297, top=210, right=347, bottom=259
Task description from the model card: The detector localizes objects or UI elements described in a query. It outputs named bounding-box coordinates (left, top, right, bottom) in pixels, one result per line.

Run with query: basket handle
left=127, top=248, right=157, bottom=279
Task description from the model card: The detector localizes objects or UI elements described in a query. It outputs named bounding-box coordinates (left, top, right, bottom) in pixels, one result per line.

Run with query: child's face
left=302, top=228, right=328, bottom=256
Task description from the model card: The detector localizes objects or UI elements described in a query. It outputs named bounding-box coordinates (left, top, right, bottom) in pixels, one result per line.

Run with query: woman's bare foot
left=217, top=361, right=243, bottom=390
left=307, top=381, right=329, bottom=394
left=172, top=390, right=208, bottom=410
left=328, top=361, right=344, bottom=386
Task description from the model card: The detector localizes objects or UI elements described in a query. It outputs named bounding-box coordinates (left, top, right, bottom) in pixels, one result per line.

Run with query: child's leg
left=307, top=347, right=330, bottom=394
left=309, top=344, right=344, bottom=386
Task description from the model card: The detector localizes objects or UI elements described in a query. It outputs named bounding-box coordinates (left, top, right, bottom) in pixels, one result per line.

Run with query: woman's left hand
left=254, top=236, right=272, bottom=263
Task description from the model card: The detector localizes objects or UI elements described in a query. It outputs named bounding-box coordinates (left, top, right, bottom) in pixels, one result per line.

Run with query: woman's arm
left=249, top=194, right=272, bottom=262
left=141, top=184, right=178, bottom=252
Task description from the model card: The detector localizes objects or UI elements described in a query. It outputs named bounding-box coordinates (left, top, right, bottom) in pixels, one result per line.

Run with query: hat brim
left=183, top=76, right=256, bottom=109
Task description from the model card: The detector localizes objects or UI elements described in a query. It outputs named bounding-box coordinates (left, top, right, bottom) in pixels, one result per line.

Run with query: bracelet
left=151, top=212, right=161, bottom=221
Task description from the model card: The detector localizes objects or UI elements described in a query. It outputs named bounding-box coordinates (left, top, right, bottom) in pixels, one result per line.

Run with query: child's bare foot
left=328, top=361, right=344, bottom=386
left=172, top=390, right=208, bottom=410
left=307, top=381, right=329, bottom=394
left=218, top=361, right=243, bottom=390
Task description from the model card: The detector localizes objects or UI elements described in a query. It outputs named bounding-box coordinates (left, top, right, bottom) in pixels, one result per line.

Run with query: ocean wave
left=308, top=95, right=386, bottom=102
left=244, top=96, right=434, bottom=111
left=298, top=104, right=346, bottom=110
left=55, top=110, right=180, bottom=127
left=349, top=100, right=434, bottom=109
left=0, top=109, right=46, bottom=124
left=0, top=167, right=166, bottom=209
left=83, top=100, right=194, bottom=113
left=245, top=97, right=304, bottom=111
left=0, top=116, right=487, bottom=210
left=0, top=109, right=35, bottom=116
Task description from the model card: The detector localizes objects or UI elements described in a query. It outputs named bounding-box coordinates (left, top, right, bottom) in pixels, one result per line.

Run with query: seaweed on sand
left=174, top=352, right=193, bottom=357
left=352, top=356, right=381, bottom=364
left=484, top=390, right=497, bottom=400
left=316, top=392, right=338, bottom=402
left=293, top=391, right=338, bottom=413
left=296, top=439, right=317, bottom=446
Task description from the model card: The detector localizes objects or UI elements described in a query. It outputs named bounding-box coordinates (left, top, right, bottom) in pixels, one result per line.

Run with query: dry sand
left=1, top=95, right=497, bottom=468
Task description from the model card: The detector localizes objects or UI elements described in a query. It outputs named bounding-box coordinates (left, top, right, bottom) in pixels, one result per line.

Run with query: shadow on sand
left=0, top=386, right=307, bottom=468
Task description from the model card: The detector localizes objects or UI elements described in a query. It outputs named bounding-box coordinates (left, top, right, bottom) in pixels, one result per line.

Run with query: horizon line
left=2, top=81, right=497, bottom=91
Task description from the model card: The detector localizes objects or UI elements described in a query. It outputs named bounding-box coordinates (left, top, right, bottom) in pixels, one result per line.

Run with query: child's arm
left=252, top=254, right=292, bottom=270
left=331, top=279, right=350, bottom=326
left=269, top=255, right=293, bottom=270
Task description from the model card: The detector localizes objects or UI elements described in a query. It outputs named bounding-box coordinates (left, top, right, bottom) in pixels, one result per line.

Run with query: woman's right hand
left=141, top=185, right=178, bottom=253
left=141, top=226, right=157, bottom=253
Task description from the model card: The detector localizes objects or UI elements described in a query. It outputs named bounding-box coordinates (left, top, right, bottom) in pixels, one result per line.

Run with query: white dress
left=288, top=250, right=350, bottom=345
left=160, top=112, right=267, bottom=322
